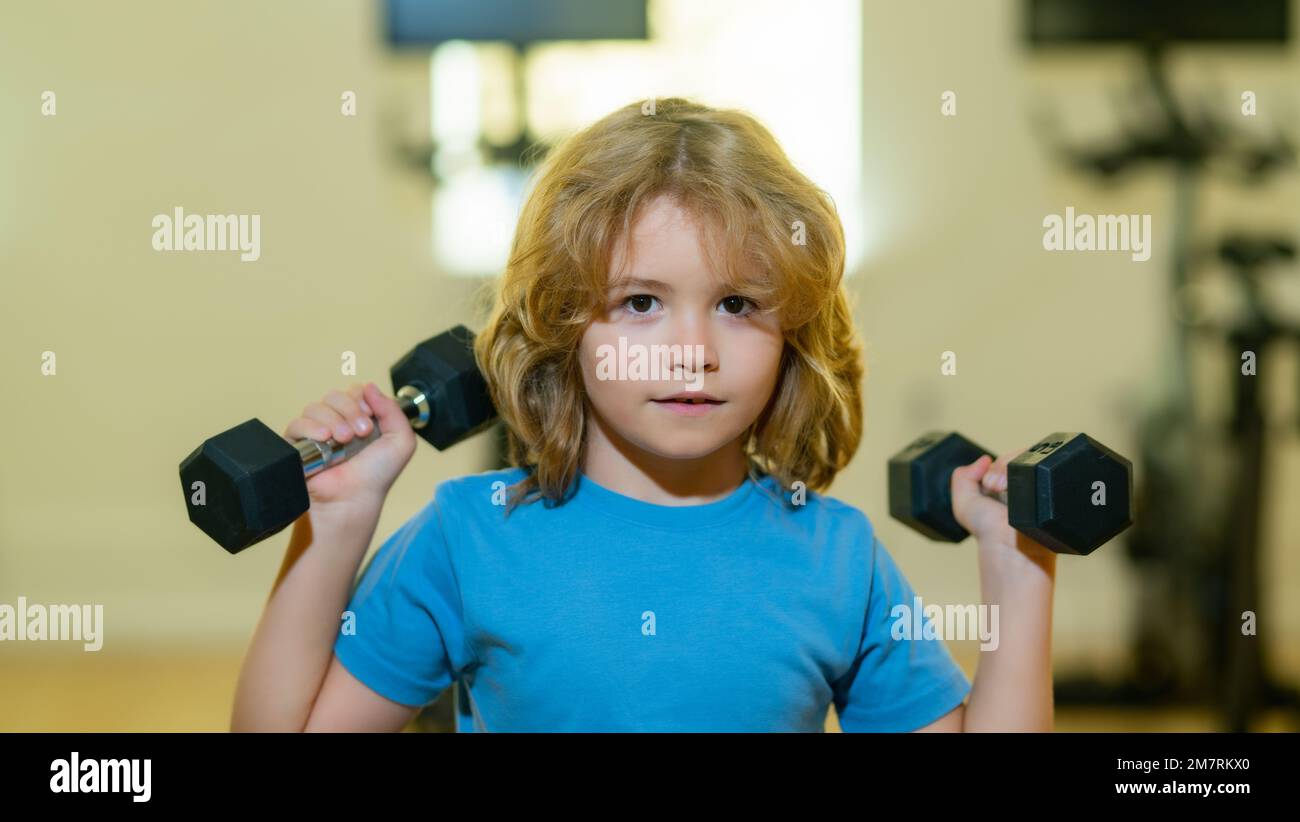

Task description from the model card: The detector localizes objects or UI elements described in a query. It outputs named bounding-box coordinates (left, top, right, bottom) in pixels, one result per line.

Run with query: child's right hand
left=281, top=382, right=417, bottom=509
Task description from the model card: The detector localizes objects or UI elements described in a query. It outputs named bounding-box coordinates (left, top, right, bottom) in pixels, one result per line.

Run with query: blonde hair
left=473, top=97, right=864, bottom=512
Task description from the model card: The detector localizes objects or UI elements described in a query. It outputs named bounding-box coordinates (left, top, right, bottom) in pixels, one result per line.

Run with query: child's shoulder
left=433, top=465, right=530, bottom=506
left=753, top=474, right=878, bottom=538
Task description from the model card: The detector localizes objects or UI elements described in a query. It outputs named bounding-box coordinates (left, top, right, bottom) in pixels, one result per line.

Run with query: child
left=231, top=98, right=1055, bottom=732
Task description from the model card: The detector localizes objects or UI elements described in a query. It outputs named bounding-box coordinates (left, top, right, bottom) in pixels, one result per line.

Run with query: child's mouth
left=651, top=398, right=724, bottom=416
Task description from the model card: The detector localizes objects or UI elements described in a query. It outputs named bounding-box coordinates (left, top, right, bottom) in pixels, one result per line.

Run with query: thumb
left=949, top=454, right=992, bottom=510
left=363, top=382, right=411, bottom=438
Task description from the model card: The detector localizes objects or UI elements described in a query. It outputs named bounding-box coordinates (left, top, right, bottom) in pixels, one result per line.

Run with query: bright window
left=429, top=0, right=864, bottom=278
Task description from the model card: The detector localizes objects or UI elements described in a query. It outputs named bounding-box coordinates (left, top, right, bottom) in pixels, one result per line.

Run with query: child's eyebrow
left=608, top=276, right=674, bottom=294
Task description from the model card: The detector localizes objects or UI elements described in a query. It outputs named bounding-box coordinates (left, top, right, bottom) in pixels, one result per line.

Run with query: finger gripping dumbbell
left=887, top=431, right=1134, bottom=556
left=178, top=326, right=496, bottom=554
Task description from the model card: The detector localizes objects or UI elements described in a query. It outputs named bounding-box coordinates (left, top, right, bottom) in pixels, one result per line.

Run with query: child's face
left=578, top=194, right=784, bottom=466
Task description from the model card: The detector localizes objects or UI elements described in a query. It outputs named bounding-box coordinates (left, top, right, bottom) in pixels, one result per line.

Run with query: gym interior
left=2, top=0, right=1299, bottom=735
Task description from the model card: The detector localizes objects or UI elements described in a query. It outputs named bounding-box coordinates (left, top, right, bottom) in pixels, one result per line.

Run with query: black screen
left=1024, top=0, right=1290, bottom=44
left=386, top=0, right=648, bottom=46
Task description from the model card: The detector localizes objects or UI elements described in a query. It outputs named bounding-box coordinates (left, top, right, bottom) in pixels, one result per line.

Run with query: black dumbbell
left=179, top=326, right=496, bottom=554
left=887, top=431, right=1133, bottom=556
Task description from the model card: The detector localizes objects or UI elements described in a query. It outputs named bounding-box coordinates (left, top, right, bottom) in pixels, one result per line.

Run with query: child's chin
left=634, top=432, right=733, bottom=462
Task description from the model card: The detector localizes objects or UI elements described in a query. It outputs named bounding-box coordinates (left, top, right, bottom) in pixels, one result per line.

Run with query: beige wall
left=1, top=0, right=1297, bottom=688
left=0, top=0, right=494, bottom=651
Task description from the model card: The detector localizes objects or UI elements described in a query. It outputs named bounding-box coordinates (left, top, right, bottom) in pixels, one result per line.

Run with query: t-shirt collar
left=569, top=469, right=758, bottom=529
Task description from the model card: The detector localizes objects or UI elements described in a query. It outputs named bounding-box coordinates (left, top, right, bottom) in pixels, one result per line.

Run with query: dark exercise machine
left=1024, top=0, right=1300, bottom=730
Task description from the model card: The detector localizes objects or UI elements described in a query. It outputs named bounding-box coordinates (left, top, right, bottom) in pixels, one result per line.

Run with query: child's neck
left=581, top=418, right=748, bottom=507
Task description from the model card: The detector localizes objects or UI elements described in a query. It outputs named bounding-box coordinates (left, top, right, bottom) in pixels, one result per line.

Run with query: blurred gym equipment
left=1025, top=0, right=1300, bottom=730
left=383, top=0, right=647, bottom=179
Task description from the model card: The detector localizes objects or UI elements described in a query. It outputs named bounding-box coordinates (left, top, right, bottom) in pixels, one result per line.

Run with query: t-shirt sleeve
left=332, top=486, right=471, bottom=708
left=832, top=520, right=972, bottom=732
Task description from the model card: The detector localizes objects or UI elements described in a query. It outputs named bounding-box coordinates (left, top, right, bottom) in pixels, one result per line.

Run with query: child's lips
left=650, top=399, right=725, bottom=416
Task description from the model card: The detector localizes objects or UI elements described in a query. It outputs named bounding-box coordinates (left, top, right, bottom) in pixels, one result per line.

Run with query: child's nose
left=667, top=314, right=719, bottom=370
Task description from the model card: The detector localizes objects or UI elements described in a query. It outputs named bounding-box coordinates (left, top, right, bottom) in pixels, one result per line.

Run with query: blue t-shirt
left=333, top=466, right=971, bottom=732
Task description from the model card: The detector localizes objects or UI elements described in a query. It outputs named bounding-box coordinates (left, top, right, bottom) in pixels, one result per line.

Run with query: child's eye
left=718, top=295, right=758, bottom=316
left=622, top=294, right=660, bottom=315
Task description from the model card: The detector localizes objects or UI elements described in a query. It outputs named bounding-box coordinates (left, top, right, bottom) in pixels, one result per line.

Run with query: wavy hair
left=473, top=97, right=864, bottom=512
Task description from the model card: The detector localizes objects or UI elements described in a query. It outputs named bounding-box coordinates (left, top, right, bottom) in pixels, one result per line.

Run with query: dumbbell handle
left=979, top=486, right=1011, bottom=507
left=295, top=386, right=431, bottom=478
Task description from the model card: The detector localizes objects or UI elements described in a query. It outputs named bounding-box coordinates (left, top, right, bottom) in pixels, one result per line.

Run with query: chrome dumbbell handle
left=295, top=386, right=430, bottom=478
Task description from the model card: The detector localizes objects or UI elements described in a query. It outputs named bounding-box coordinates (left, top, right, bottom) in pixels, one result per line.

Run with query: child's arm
left=946, top=453, right=1058, bottom=732
left=231, top=501, right=418, bottom=731
left=229, top=383, right=420, bottom=732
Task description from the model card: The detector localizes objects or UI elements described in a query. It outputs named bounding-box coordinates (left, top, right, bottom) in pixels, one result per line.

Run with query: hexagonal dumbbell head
left=1006, top=432, right=1133, bottom=556
left=391, top=326, right=496, bottom=450
left=179, top=418, right=309, bottom=555
left=888, top=431, right=994, bottom=542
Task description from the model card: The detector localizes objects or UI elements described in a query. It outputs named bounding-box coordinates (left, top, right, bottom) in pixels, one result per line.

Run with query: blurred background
left=2, top=0, right=1299, bottom=732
